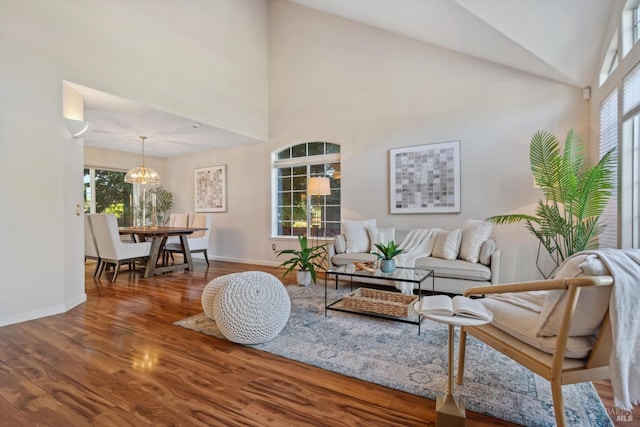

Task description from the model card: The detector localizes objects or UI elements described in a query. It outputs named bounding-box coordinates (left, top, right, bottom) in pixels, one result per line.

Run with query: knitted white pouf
left=211, top=271, right=291, bottom=345
left=201, top=273, right=242, bottom=320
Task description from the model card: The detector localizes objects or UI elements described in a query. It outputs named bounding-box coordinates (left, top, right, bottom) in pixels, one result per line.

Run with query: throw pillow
left=368, top=225, right=396, bottom=251
left=431, top=229, right=462, bottom=261
left=342, top=219, right=376, bottom=253
left=479, top=239, right=496, bottom=265
left=536, top=254, right=612, bottom=337
left=334, top=234, right=347, bottom=254
left=459, top=219, right=493, bottom=263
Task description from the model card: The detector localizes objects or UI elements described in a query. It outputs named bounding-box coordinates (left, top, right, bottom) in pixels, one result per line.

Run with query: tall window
left=622, top=62, right=640, bottom=247
left=84, top=168, right=133, bottom=226
left=272, top=142, right=341, bottom=238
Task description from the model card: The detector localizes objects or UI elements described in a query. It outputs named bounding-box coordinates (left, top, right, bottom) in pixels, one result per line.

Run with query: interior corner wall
left=0, top=0, right=268, bottom=326
left=266, top=0, right=589, bottom=283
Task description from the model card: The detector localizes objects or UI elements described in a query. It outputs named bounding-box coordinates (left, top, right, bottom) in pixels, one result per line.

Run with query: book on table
left=418, top=294, right=492, bottom=321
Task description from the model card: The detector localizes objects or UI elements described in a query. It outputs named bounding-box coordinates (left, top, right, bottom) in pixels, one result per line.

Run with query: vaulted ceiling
left=80, top=0, right=615, bottom=158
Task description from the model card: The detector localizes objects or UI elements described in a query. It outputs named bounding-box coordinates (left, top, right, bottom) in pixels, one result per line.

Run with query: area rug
left=175, top=284, right=613, bottom=427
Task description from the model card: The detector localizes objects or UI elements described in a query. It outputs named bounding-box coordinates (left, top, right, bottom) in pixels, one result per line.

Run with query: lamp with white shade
left=307, top=176, right=331, bottom=246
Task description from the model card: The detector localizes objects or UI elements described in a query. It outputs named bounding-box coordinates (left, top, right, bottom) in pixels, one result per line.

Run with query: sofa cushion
left=432, top=229, right=462, bottom=260
left=342, top=219, right=376, bottom=253
left=537, top=254, right=612, bottom=337
left=334, top=234, right=347, bottom=254
left=479, top=239, right=496, bottom=265
left=368, top=226, right=396, bottom=250
left=482, top=297, right=596, bottom=359
left=415, top=257, right=491, bottom=281
left=332, top=252, right=378, bottom=266
left=459, top=220, right=492, bottom=263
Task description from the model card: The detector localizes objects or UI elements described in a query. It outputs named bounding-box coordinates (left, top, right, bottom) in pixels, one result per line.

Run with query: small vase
left=380, top=259, right=396, bottom=273
left=296, top=270, right=312, bottom=286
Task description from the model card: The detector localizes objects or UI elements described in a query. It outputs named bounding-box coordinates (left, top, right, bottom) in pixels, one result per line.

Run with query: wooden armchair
left=457, top=275, right=614, bottom=427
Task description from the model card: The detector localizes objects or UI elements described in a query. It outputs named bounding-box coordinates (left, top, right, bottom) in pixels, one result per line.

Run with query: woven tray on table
left=342, top=288, right=417, bottom=318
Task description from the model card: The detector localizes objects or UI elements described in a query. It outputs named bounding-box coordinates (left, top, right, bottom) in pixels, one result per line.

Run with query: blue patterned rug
left=175, top=284, right=612, bottom=427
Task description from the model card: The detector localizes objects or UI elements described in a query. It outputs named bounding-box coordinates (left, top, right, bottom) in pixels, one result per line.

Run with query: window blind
left=599, top=89, right=618, bottom=248
left=624, top=62, right=640, bottom=115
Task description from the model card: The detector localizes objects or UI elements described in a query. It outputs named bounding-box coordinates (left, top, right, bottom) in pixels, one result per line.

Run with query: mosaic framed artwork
left=390, top=141, right=460, bottom=214
left=195, top=165, right=227, bottom=212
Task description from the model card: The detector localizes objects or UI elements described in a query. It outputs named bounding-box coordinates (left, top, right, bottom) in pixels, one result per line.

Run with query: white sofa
left=327, top=220, right=501, bottom=295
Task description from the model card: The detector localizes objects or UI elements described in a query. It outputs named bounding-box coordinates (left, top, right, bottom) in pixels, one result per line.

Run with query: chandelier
left=125, top=136, right=161, bottom=185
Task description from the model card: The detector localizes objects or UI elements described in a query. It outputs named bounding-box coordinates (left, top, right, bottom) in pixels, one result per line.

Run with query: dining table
left=119, top=226, right=207, bottom=278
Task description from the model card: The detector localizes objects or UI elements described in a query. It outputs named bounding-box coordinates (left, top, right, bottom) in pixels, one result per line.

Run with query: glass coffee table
left=324, top=264, right=435, bottom=334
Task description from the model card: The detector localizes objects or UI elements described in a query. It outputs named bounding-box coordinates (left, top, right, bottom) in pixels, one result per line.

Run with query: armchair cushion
left=537, top=254, right=612, bottom=337
left=482, top=296, right=596, bottom=359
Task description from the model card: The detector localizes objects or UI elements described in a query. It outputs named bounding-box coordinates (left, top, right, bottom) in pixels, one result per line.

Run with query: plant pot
left=380, top=259, right=396, bottom=273
left=296, top=270, right=312, bottom=286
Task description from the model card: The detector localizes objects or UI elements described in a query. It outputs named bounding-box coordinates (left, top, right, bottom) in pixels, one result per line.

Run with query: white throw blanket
left=577, top=249, right=640, bottom=411
left=393, top=228, right=439, bottom=294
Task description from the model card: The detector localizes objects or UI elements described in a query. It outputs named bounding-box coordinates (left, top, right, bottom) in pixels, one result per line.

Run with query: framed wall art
left=390, top=140, right=460, bottom=214
left=195, top=165, right=227, bottom=212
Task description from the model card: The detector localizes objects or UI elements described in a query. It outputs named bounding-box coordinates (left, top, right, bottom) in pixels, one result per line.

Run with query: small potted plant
left=274, top=236, right=327, bottom=286
left=373, top=240, right=404, bottom=273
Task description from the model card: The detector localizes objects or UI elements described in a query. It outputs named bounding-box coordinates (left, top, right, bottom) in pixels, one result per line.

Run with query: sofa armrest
left=490, top=249, right=501, bottom=284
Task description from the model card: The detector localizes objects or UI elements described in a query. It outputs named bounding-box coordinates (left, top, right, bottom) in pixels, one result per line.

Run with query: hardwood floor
left=0, top=260, right=636, bottom=426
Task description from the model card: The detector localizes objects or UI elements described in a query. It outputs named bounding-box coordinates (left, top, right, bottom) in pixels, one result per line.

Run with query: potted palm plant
left=373, top=240, right=404, bottom=273
left=274, top=236, right=327, bottom=286
left=487, top=129, right=616, bottom=276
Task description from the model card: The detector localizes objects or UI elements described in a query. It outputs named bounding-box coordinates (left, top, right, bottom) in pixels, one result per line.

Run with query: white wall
left=161, top=0, right=589, bottom=284
left=0, top=0, right=268, bottom=326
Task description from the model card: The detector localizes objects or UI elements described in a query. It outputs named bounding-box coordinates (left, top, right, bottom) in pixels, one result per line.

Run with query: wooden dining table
left=119, top=226, right=207, bottom=278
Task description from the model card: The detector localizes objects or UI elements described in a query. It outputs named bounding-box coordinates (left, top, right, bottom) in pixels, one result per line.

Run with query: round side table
left=414, top=301, right=492, bottom=427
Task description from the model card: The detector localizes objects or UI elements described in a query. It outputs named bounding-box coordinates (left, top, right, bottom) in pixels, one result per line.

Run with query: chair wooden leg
left=97, top=261, right=107, bottom=278
left=203, top=250, right=209, bottom=266
left=456, top=328, right=467, bottom=385
left=92, top=259, right=102, bottom=278
left=550, top=380, right=567, bottom=427
left=112, top=262, right=121, bottom=282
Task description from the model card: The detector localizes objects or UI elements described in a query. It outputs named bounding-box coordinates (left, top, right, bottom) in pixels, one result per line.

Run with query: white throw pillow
left=479, top=239, right=496, bottom=265
left=334, top=234, right=347, bottom=254
left=342, top=219, right=376, bottom=253
left=536, top=254, right=612, bottom=337
left=368, top=226, right=396, bottom=251
left=458, top=219, right=492, bottom=263
left=431, top=229, right=462, bottom=261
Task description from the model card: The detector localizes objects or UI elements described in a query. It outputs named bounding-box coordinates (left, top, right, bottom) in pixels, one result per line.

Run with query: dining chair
left=165, top=212, right=212, bottom=266
left=163, top=213, right=189, bottom=264
left=84, top=214, right=101, bottom=277
left=91, top=214, right=152, bottom=282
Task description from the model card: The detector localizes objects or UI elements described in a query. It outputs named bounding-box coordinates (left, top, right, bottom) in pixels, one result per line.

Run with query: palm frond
left=488, top=129, right=616, bottom=263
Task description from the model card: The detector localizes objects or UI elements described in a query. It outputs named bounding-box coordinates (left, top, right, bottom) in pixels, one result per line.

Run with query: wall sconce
left=65, top=118, right=93, bottom=139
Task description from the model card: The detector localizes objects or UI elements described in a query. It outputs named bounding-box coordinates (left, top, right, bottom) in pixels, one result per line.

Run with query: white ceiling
left=78, top=0, right=614, bottom=158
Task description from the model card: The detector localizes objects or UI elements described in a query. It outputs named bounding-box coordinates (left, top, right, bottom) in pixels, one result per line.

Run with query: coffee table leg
left=436, top=324, right=465, bottom=427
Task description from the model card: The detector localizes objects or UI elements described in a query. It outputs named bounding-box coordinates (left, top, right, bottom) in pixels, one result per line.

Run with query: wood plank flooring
left=0, top=259, right=637, bottom=426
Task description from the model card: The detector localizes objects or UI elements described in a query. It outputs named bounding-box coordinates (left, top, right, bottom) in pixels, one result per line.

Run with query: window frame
left=272, top=142, right=341, bottom=239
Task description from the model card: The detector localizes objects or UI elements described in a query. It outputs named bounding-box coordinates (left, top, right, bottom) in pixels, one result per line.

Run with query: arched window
left=272, top=142, right=341, bottom=239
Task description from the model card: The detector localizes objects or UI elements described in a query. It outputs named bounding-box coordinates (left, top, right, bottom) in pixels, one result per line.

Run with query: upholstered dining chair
left=165, top=212, right=212, bottom=266
left=163, top=213, right=190, bottom=264
left=84, top=214, right=101, bottom=277
left=456, top=274, right=614, bottom=427
left=91, top=214, right=152, bottom=282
